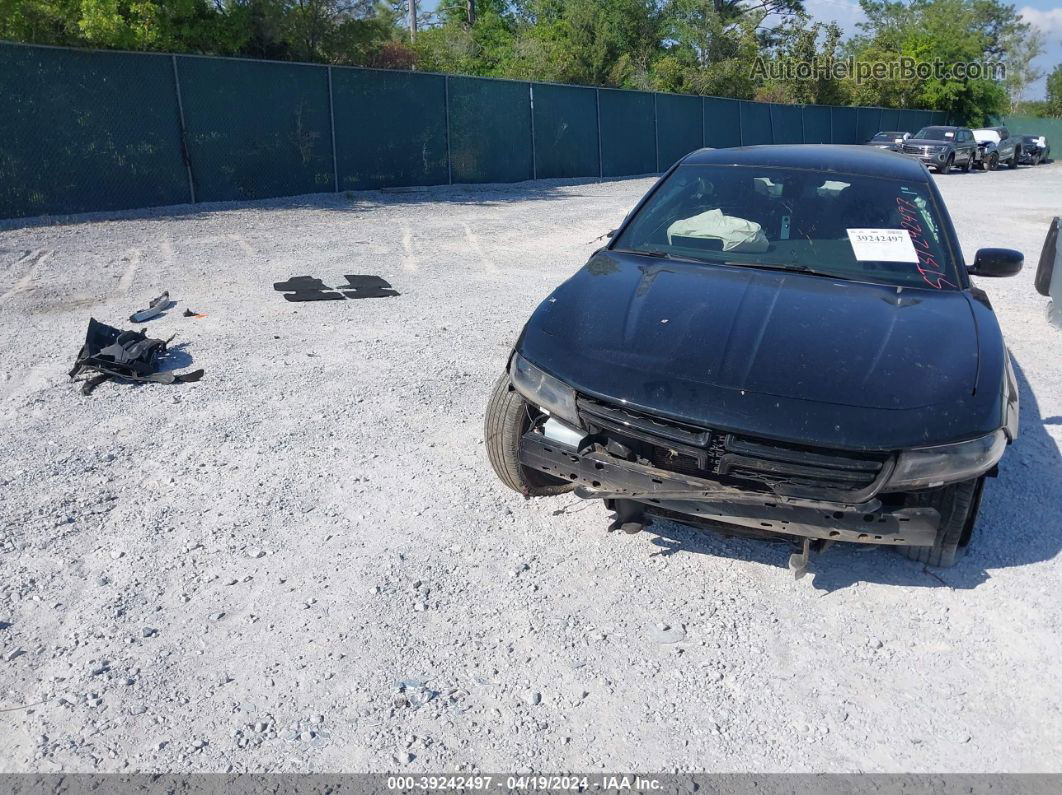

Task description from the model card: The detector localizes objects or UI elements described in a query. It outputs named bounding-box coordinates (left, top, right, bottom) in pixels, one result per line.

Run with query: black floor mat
left=335, top=275, right=400, bottom=299
left=273, top=276, right=344, bottom=302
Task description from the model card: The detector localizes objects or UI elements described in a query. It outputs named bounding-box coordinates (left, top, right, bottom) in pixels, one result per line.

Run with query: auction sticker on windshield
left=846, top=228, right=919, bottom=263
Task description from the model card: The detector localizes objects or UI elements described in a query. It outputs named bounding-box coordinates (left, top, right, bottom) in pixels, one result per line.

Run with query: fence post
left=445, top=76, right=452, bottom=185
left=328, top=66, right=339, bottom=193
left=653, top=93, right=659, bottom=173
left=701, top=97, right=706, bottom=149
left=171, top=55, right=195, bottom=205
left=596, top=88, right=603, bottom=179
left=529, top=83, right=537, bottom=181
left=737, top=101, right=743, bottom=147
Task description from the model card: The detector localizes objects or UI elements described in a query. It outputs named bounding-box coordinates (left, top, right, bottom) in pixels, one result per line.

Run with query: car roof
left=681, top=144, right=929, bottom=181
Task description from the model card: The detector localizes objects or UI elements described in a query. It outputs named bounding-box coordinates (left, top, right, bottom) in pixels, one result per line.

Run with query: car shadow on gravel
left=643, top=358, right=1061, bottom=593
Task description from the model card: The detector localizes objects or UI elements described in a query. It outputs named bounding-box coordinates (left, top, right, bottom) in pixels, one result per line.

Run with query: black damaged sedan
left=484, top=145, right=1023, bottom=570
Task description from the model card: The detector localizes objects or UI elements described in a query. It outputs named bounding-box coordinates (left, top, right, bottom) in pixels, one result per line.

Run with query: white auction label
left=846, top=228, right=919, bottom=263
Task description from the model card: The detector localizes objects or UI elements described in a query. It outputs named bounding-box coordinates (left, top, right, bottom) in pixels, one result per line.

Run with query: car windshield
left=871, top=132, right=902, bottom=142
left=611, top=164, right=959, bottom=290
left=915, top=127, right=956, bottom=141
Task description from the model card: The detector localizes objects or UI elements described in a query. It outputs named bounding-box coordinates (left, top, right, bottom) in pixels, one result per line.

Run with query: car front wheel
left=1009, top=151, right=1019, bottom=169
left=938, top=155, right=953, bottom=174
left=484, top=372, right=575, bottom=497
left=899, top=477, right=985, bottom=567
left=988, top=153, right=999, bottom=170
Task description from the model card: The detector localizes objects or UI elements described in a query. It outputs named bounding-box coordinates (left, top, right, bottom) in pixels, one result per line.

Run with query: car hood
left=518, top=252, right=988, bottom=449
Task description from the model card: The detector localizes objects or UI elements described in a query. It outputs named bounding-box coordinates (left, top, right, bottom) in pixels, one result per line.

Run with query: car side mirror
left=969, top=248, right=1023, bottom=277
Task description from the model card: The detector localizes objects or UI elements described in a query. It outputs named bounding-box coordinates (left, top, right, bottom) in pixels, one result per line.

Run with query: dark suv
left=901, top=126, right=978, bottom=173
left=485, top=146, right=1022, bottom=570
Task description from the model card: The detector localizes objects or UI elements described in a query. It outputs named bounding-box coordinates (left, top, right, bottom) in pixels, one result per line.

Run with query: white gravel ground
left=1, top=159, right=1061, bottom=774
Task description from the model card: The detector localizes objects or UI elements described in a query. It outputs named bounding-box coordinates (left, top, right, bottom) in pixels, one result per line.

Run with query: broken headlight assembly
left=886, top=429, right=1007, bottom=490
left=509, top=352, right=581, bottom=428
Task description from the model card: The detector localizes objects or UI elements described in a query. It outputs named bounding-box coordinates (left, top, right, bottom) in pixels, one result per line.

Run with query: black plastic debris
left=335, top=275, right=399, bottom=299
left=129, top=291, right=173, bottom=322
left=272, top=276, right=344, bottom=302
left=273, top=275, right=399, bottom=302
left=182, top=308, right=207, bottom=318
left=69, top=318, right=204, bottom=396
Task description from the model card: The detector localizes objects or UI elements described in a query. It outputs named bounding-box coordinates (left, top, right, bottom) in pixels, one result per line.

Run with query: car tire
left=961, top=157, right=971, bottom=173
left=1033, top=153, right=1042, bottom=166
left=1009, top=152, right=1019, bottom=169
left=988, top=153, right=999, bottom=171
left=938, top=155, right=953, bottom=174
left=899, top=476, right=985, bottom=567
left=484, top=372, right=575, bottom=497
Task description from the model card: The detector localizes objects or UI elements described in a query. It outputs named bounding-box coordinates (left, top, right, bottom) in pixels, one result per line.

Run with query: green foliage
left=1048, top=64, right=1062, bottom=117
left=0, top=0, right=1046, bottom=118
left=843, top=0, right=1027, bottom=124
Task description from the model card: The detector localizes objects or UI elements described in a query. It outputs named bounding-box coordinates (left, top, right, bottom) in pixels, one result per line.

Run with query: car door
left=956, top=129, right=973, bottom=163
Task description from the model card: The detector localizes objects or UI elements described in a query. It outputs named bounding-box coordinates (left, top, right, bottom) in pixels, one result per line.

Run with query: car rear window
left=612, top=164, right=960, bottom=290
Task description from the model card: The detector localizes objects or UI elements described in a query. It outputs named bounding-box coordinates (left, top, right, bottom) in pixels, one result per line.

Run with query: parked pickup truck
left=972, top=126, right=1022, bottom=170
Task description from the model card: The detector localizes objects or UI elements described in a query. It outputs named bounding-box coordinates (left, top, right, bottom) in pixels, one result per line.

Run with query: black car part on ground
left=273, top=276, right=344, bottom=301
left=273, top=275, right=399, bottom=301
left=129, top=291, right=173, bottom=323
left=69, top=318, right=204, bottom=395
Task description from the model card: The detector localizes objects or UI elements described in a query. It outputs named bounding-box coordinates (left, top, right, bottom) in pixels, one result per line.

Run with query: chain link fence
left=0, top=41, right=952, bottom=220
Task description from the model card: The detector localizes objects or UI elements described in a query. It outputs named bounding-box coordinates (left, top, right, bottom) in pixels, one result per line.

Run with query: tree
left=844, top=0, right=1020, bottom=123
left=1002, top=19, right=1044, bottom=108
left=1047, top=64, right=1062, bottom=117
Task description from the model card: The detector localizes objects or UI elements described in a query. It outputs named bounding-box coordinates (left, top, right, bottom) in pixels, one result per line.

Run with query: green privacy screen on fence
left=449, top=76, right=533, bottom=184
left=704, top=98, right=742, bottom=149
left=333, top=68, right=448, bottom=190
left=176, top=56, right=334, bottom=202
left=656, top=93, right=703, bottom=171
left=0, top=41, right=953, bottom=219
left=599, top=89, right=656, bottom=178
left=532, top=83, right=599, bottom=179
left=0, top=45, right=189, bottom=218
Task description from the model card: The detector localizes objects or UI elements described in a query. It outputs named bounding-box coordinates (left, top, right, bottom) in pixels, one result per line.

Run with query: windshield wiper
left=610, top=248, right=705, bottom=264
left=726, top=262, right=853, bottom=281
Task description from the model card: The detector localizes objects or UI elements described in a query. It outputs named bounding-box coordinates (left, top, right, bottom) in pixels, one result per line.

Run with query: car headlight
left=886, top=430, right=1006, bottom=489
left=509, top=353, right=581, bottom=427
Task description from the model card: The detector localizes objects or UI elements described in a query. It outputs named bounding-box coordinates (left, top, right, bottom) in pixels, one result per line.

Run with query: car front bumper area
left=518, top=431, right=939, bottom=546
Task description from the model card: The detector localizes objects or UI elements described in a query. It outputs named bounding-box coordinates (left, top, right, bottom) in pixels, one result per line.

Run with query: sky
left=804, top=0, right=1062, bottom=100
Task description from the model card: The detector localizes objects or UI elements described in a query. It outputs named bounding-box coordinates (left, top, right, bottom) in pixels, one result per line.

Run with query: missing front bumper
left=519, top=432, right=938, bottom=546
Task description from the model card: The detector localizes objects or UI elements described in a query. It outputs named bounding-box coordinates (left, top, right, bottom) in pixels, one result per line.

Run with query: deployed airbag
left=667, top=209, right=769, bottom=252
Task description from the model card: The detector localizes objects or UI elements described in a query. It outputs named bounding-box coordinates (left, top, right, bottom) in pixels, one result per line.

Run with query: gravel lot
left=1, top=157, right=1061, bottom=774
